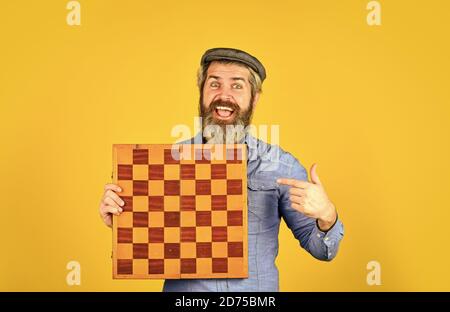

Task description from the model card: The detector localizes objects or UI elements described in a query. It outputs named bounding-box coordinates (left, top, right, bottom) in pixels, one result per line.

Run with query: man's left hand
left=277, top=163, right=337, bottom=231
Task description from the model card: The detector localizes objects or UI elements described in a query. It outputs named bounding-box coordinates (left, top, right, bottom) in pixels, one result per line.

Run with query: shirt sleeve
left=279, top=158, right=344, bottom=261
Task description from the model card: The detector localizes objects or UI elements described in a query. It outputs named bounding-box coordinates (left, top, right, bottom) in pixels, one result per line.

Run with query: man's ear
left=252, top=92, right=261, bottom=107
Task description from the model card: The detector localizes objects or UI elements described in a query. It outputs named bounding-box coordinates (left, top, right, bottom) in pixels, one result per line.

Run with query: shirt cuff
left=312, top=217, right=344, bottom=247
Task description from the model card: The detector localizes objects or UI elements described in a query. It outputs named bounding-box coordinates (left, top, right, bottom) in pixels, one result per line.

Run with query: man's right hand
left=99, top=183, right=125, bottom=228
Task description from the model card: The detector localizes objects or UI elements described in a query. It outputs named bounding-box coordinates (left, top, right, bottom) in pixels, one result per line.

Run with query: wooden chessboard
left=112, top=144, right=248, bottom=279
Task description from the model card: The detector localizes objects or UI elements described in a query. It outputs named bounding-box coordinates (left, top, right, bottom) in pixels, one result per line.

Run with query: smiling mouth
left=214, top=106, right=235, bottom=120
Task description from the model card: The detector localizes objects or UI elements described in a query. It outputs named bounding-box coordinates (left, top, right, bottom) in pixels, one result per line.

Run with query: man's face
left=200, top=61, right=258, bottom=143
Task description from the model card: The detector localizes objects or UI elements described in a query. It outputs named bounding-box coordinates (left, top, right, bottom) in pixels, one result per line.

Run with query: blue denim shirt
left=163, top=132, right=344, bottom=291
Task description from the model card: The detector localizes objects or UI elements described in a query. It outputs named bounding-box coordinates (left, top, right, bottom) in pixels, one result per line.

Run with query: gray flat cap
left=200, top=47, right=266, bottom=81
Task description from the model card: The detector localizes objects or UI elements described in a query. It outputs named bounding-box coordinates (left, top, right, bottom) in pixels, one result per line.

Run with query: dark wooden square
left=195, top=180, right=211, bottom=195
left=196, top=211, right=211, bottom=226
left=227, top=179, right=242, bottom=195
left=133, top=180, right=148, bottom=196
left=164, top=243, right=180, bottom=259
left=149, top=165, right=164, bottom=180
left=180, top=258, right=196, bottom=274
left=133, top=243, right=148, bottom=259
left=212, top=258, right=228, bottom=273
left=211, top=195, right=227, bottom=210
left=164, top=211, right=180, bottom=227
left=133, top=212, right=148, bottom=227
left=117, top=228, right=132, bottom=243
left=212, top=226, right=227, bottom=242
left=228, top=242, right=243, bottom=257
left=148, top=259, right=164, bottom=274
left=133, top=149, right=148, bottom=164
left=180, top=164, right=195, bottom=179
left=164, top=148, right=180, bottom=164
left=117, top=259, right=132, bottom=275
left=148, top=227, right=164, bottom=243
left=211, top=164, right=226, bottom=179
left=118, top=165, right=133, bottom=180
left=148, top=196, right=164, bottom=211
left=164, top=180, right=180, bottom=195
left=180, top=227, right=196, bottom=242
left=196, top=242, right=212, bottom=258
left=180, top=196, right=195, bottom=211
left=227, top=211, right=242, bottom=226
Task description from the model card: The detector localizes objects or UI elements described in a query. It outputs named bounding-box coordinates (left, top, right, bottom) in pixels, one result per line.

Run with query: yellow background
left=1, top=0, right=449, bottom=291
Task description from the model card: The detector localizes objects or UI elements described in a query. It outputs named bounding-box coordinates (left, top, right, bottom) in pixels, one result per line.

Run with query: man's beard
left=199, top=95, right=254, bottom=144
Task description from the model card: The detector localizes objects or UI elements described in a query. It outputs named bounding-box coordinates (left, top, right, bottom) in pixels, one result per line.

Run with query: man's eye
left=210, top=82, right=219, bottom=88
left=232, top=83, right=243, bottom=89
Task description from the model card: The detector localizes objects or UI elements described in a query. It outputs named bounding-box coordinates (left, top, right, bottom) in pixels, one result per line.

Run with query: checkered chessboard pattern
left=112, top=144, right=248, bottom=279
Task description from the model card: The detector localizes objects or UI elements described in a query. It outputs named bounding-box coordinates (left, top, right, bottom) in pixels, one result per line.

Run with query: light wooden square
left=133, top=259, right=148, bottom=275
left=148, top=180, right=164, bottom=196
left=228, top=257, right=244, bottom=275
left=196, top=258, right=212, bottom=275
left=212, top=242, right=228, bottom=258
left=133, top=196, right=148, bottom=212
left=116, top=147, right=133, bottom=164
left=133, top=164, right=149, bottom=180
left=180, top=180, right=196, bottom=195
left=196, top=195, right=211, bottom=211
left=164, top=196, right=180, bottom=211
left=180, top=211, right=196, bottom=227
left=116, top=212, right=133, bottom=227
left=148, top=243, right=164, bottom=259
left=196, top=226, right=212, bottom=242
left=211, top=180, right=227, bottom=195
left=180, top=242, right=196, bottom=258
left=164, top=259, right=180, bottom=276
left=148, top=212, right=164, bottom=227
left=133, top=227, right=149, bottom=243
left=116, top=243, right=132, bottom=259
left=117, top=180, right=133, bottom=196
left=226, top=164, right=244, bottom=179
left=227, top=195, right=244, bottom=210
left=227, top=226, right=243, bottom=242
left=211, top=211, right=228, bottom=226
left=148, top=146, right=164, bottom=164
left=164, top=165, right=180, bottom=180
left=164, top=227, right=180, bottom=243
left=195, top=164, right=211, bottom=179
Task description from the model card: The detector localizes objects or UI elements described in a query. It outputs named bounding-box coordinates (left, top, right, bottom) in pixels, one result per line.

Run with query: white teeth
left=216, top=106, right=234, bottom=112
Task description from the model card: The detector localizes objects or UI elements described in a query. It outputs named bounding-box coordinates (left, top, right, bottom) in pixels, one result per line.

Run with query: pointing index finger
left=276, top=178, right=310, bottom=189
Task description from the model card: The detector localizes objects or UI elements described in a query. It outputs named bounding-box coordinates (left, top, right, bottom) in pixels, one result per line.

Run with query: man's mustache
left=207, top=99, right=241, bottom=113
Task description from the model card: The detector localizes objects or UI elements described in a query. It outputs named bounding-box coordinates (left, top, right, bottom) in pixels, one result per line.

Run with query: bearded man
left=99, top=48, right=344, bottom=292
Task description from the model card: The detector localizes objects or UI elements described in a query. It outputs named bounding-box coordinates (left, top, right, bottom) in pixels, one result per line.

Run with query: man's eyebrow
left=206, top=75, right=247, bottom=82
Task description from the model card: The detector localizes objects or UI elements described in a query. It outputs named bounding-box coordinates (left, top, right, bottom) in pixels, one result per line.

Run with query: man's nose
left=218, top=94, right=232, bottom=101
left=216, top=90, right=234, bottom=102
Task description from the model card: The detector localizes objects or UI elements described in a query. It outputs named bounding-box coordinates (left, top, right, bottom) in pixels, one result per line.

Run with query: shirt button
left=317, top=234, right=321, bottom=238
left=324, top=237, right=329, bottom=241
